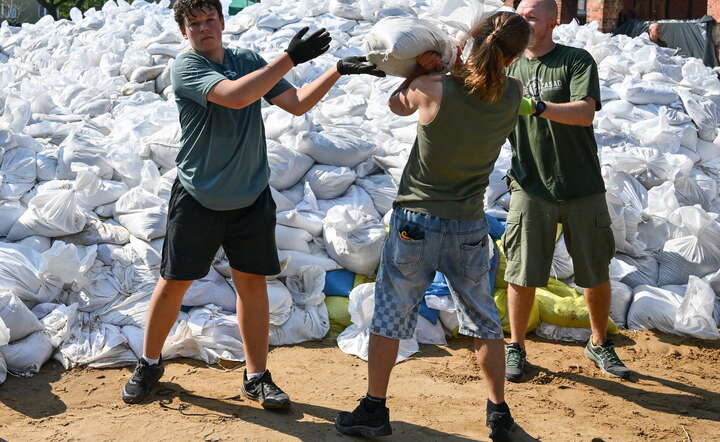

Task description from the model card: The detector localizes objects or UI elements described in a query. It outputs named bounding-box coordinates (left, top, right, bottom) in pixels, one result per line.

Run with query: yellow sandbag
left=494, top=239, right=508, bottom=288
left=536, top=279, right=618, bottom=334
left=494, top=288, right=540, bottom=334
left=325, top=296, right=352, bottom=338
left=354, top=273, right=375, bottom=287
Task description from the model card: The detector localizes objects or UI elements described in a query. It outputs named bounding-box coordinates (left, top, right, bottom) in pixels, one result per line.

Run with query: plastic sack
left=276, top=224, right=313, bottom=253
left=0, top=147, right=36, bottom=201
left=494, top=288, right=539, bottom=334
left=364, top=17, right=456, bottom=77
left=618, top=78, right=678, bottom=105
left=114, top=187, right=167, bottom=241
left=610, top=280, right=633, bottom=329
left=182, top=267, right=236, bottom=312
left=534, top=322, right=591, bottom=343
left=269, top=303, right=330, bottom=346
left=323, top=205, right=386, bottom=276
left=615, top=254, right=660, bottom=288
left=337, top=283, right=419, bottom=362
left=356, top=173, right=397, bottom=216
left=1, top=330, right=54, bottom=376
left=267, top=141, right=314, bottom=191
left=326, top=295, right=351, bottom=337
left=414, top=315, right=447, bottom=345
left=304, top=165, right=357, bottom=200
left=674, top=276, right=720, bottom=340
left=0, top=292, right=43, bottom=342
left=536, top=279, right=619, bottom=333
left=329, top=0, right=364, bottom=19
left=627, top=284, right=684, bottom=335
left=296, top=130, right=375, bottom=168
left=550, top=235, right=574, bottom=280
left=267, top=279, right=294, bottom=326
left=0, top=200, right=25, bottom=237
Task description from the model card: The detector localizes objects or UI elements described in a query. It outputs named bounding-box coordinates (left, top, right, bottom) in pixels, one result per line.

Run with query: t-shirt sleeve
left=172, top=53, right=227, bottom=108
left=568, top=50, right=602, bottom=111
left=249, top=51, right=295, bottom=104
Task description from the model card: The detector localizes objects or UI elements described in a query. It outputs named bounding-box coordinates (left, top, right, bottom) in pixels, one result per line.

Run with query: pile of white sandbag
left=0, top=0, right=719, bottom=384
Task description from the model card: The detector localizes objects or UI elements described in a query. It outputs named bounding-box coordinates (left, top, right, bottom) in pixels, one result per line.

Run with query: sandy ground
left=0, top=330, right=718, bottom=442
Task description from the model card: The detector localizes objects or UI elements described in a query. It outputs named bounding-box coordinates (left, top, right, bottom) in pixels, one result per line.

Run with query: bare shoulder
left=410, top=74, right=443, bottom=97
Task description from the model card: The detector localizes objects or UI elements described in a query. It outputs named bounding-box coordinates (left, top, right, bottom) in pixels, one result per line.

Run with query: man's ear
left=220, top=15, right=225, bottom=31
left=179, top=24, right=188, bottom=39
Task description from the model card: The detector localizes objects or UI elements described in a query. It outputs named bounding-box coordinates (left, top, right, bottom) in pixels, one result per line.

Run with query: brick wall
left=586, top=0, right=624, bottom=32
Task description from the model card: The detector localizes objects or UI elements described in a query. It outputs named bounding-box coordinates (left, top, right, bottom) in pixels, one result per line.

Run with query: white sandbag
left=363, top=17, right=455, bottom=77
left=0, top=352, right=5, bottom=384
left=674, top=276, right=720, bottom=340
left=0, top=200, right=25, bottom=236
left=534, top=322, right=591, bottom=343
left=140, top=123, right=180, bottom=171
left=323, top=205, right=386, bottom=276
left=678, top=89, right=720, bottom=142
left=615, top=254, right=659, bottom=288
left=682, top=58, right=720, bottom=93
left=618, top=78, right=678, bottom=105
left=270, top=186, right=295, bottom=213
left=317, top=185, right=380, bottom=219
left=113, top=187, right=167, bottom=241
left=0, top=331, right=53, bottom=376
left=304, top=165, right=356, bottom=199
left=264, top=108, right=312, bottom=140
left=96, top=292, right=151, bottom=329
left=267, top=279, right=294, bottom=326
left=329, top=0, right=363, bottom=19
left=55, top=125, right=114, bottom=180
left=645, top=181, right=679, bottom=219
left=62, top=264, right=120, bottom=313
left=6, top=181, right=87, bottom=241
left=319, top=94, right=368, bottom=120
left=0, top=318, right=8, bottom=347
left=269, top=303, right=330, bottom=345
left=267, top=141, right=314, bottom=190
left=41, top=303, right=79, bottom=347
left=296, top=130, right=375, bottom=168
left=17, top=235, right=52, bottom=252
left=121, top=314, right=209, bottom=363
left=0, top=95, right=31, bottom=133
left=627, top=284, right=683, bottom=334
left=356, top=173, right=397, bottom=216
left=337, top=283, right=418, bottom=362
left=276, top=224, right=312, bottom=253
left=610, top=280, right=633, bottom=329
left=186, top=305, right=245, bottom=362
left=550, top=235, right=574, bottom=280
left=414, top=316, right=447, bottom=345
left=182, top=267, right=236, bottom=312
left=0, top=147, right=36, bottom=201
left=439, top=309, right=460, bottom=333
left=56, top=217, right=130, bottom=246
left=56, top=313, right=136, bottom=369
left=0, top=292, right=43, bottom=342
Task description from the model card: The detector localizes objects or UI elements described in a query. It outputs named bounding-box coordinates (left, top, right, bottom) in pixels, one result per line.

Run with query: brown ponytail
left=452, top=12, right=530, bottom=102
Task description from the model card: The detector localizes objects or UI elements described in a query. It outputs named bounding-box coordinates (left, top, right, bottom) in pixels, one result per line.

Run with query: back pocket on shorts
left=461, top=234, right=490, bottom=283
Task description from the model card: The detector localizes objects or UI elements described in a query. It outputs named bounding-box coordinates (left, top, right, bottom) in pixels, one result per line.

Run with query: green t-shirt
left=394, top=75, right=522, bottom=221
left=171, top=48, right=293, bottom=210
left=507, top=44, right=605, bottom=201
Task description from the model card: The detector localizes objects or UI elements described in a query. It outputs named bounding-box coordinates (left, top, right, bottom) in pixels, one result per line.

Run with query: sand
left=0, top=330, right=718, bottom=442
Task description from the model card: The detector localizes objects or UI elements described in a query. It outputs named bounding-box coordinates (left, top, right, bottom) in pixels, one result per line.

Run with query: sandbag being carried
left=364, top=17, right=456, bottom=77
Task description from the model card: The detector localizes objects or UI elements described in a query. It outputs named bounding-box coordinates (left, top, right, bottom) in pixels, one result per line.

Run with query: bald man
left=502, top=0, right=633, bottom=382
left=648, top=23, right=668, bottom=48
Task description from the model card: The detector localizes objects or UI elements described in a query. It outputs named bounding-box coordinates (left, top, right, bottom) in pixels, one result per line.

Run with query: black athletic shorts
left=160, top=179, right=280, bottom=280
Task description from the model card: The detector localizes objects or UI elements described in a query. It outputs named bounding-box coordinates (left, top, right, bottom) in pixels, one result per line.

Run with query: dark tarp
left=614, top=16, right=718, bottom=67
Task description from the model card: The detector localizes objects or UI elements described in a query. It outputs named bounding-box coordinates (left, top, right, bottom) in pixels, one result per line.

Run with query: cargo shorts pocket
left=502, top=210, right=522, bottom=263
left=461, top=234, right=490, bottom=284
left=595, top=212, right=615, bottom=260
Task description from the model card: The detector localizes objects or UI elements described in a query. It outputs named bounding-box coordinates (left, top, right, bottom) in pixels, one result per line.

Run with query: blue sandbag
left=425, top=271, right=450, bottom=296
left=486, top=214, right=506, bottom=240
left=324, top=269, right=356, bottom=297
left=419, top=299, right=440, bottom=325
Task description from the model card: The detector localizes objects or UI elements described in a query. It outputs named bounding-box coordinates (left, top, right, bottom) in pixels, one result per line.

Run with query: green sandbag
left=325, top=296, right=351, bottom=338
left=536, top=278, right=619, bottom=334
left=494, top=288, right=540, bottom=334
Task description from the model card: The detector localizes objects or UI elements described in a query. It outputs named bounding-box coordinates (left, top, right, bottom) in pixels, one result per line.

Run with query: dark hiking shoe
left=585, top=339, right=632, bottom=379
left=241, top=370, right=290, bottom=409
left=335, top=397, right=392, bottom=437
left=487, top=409, right=516, bottom=442
left=122, top=357, right=164, bottom=404
left=505, top=343, right=527, bottom=383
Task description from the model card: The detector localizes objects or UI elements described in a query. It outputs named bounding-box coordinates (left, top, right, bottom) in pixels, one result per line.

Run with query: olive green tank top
left=394, top=74, right=522, bottom=221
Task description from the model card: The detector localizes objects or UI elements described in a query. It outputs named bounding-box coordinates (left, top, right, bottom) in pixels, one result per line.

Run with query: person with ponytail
left=335, top=12, right=530, bottom=442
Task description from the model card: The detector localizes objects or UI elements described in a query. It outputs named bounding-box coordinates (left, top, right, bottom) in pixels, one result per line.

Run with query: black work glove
left=285, top=27, right=331, bottom=66
left=336, top=56, right=386, bottom=77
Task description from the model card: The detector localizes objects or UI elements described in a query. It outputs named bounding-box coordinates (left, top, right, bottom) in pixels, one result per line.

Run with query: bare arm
left=388, top=76, right=421, bottom=116
left=539, top=97, right=596, bottom=127
left=270, top=66, right=342, bottom=116
left=207, top=53, right=295, bottom=110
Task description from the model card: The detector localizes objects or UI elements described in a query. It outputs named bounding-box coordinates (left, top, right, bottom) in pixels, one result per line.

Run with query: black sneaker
left=505, top=343, right=527, bottom=383
left=487, top=409, right=515, bottom=442
left=585, top=339, right=632, bottom=379
left=335, top=397, right=392, bottom=437
left=241, top=370, right=290, bottom=409
left=121, top=357, right=164, bottom=404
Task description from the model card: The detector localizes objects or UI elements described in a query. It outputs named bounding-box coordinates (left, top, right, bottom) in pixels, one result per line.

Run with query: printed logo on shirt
left=526, top=77, right=564, bottom=99
left=224, top=70, right=238, bottom=79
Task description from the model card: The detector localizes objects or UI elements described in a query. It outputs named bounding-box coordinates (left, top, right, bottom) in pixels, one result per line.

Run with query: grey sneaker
left=505, top=343, right=527, bottom=383
left=241, top=370, right=291, bottom=409
left=585, top=339, right=632, bottom=379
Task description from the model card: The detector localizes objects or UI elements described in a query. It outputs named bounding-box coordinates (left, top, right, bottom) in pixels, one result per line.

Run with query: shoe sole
left=335, top=422, right=392, bottom=437
left=584, top=347, right=630, bottom=379
left=505, top=371, right=525, bottom=383
left=240, top=385, right=290, bottom=410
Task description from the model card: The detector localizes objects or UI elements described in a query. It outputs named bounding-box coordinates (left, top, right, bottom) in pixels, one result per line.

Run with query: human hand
left=336, top=56, right=386, bottom=77
left=285, top=27, right=332, bottom=66
left=415, top=51, right=443, bottom=73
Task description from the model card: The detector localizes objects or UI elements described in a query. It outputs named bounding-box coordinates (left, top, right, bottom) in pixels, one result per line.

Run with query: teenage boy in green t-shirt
left=121, top=0, right=384, bottom=407
left=502, top=0, right=633, bottom=382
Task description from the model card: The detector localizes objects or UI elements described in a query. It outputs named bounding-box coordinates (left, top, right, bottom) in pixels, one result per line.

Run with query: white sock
left=142, top=355, right=160, bottom=366
left=246, top=370, right=266, bottom=381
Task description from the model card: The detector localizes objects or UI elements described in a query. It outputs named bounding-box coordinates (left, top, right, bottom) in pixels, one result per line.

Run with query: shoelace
left=506, top=348, right=523, bottom=366
left=597, top=343, right=623, bottom=366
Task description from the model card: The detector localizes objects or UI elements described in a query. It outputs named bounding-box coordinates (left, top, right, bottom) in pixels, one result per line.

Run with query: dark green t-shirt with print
left=506, top=44, right=605, bottom=201
left=171, top=48, right=293, bottom=210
